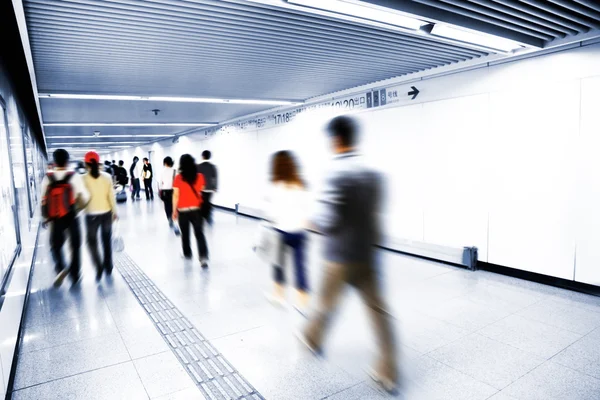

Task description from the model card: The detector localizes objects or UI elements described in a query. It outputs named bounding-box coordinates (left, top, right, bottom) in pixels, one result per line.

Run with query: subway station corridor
left=9, top=202, right=600, bottom=400
left=3, top=1, right=600, bottom=399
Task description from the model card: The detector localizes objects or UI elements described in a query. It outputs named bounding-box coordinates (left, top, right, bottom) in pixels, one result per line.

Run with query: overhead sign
left=206, top=84, right=421, bottom=135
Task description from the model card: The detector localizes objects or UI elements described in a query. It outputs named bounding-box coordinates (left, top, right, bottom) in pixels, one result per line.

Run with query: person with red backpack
left=41, top=149, right=89, bottom=287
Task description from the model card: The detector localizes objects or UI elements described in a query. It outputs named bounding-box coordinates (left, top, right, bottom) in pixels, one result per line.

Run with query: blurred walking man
left=299, top=115, right=398, bottom=394
left=41, top=149, right=89, bottom=287
left=197, top=150, right=218, bottom=225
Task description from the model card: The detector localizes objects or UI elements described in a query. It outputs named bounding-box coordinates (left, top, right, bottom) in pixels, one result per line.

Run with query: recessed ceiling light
left=48, top=142, right=140, bottom=146
left=46, top=135, right=175, bottom=138
left=39, top=93, right=301, bottom=106
left=430, top=24, right=524, bottom=52
left=43, top=123, right=216, bottom=127
left=286, top=0, right=426, bottom=30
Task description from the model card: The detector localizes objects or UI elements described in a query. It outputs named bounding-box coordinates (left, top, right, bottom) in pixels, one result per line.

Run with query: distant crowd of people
left=41, top=115, right=398, bottom=394
left=42, top=148, right=219, bottom=283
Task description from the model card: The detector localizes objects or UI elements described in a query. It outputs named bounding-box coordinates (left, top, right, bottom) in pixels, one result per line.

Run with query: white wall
left=110, top=42, right=600, bottom=286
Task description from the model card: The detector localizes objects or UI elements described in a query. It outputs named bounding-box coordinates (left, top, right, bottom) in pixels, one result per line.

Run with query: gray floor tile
left=428, top=333, right=545, bottom=389
left=14, top=332, right=131, bottom=390
left=478, top=314, right=582, bottom=359
left=502, top=361, right=600, bottom=400
left=518, top=299, right=600, bottom=335
left=212, top=324, right=360, bottom=400
left=21, top=314, right=119, bottom=353
left=486, top=392, right=519, bottom=400
left=402, top=355, right=498, bottom=400
left=397, top=310, right=470, bottom=354
left=110, top=304, right=155, bottom=333
left=153, top=387, right=205, bottom=400
left=323, top=383, right=387, bottom=399
left=133, top=351, right=196, bottom=398
left=11, top=362, right=148, bottom=400
left=187, top=303, right=274, bottom=340
left=552, top=328, right=600, bottom=379
left=421, top=297, right=512, bottom=332
left=19, top=207, right=600, bottom=400
left=464, top=282, right=544, bottom=314
left=119, top=326, right=170, bottom=360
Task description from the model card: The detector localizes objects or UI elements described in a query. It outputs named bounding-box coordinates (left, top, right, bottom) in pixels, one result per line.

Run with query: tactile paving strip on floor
left=115, top=253, right=265, bottom=400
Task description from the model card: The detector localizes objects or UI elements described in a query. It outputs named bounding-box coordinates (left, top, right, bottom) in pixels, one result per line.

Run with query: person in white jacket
left=264, top=151, right=311, bottom=311
left=158, top=156, right=180, bottom=235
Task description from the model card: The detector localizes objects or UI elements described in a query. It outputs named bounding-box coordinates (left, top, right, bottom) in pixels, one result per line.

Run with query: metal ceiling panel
left=24, top=0, right=489, bottom=100
left=39, top=99, right=264, bottom=124
left=24, top=0, right=599, bottom=153
left=367, top=0, right=600, bottom=47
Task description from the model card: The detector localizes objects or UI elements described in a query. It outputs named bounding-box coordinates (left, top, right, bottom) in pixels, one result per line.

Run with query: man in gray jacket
left=197, top=150, right=218, bottom=225
left=300, top=115, right=398, bottom=393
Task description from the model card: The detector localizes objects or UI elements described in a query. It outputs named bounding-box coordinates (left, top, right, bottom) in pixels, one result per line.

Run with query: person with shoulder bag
left=172, top=154, right=209, bottom=268
left=41, top=149, right=90, bottom=287
left=262, top=151, right=311, bottom=311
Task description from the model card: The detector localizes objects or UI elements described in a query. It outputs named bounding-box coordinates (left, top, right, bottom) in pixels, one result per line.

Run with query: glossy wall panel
left=0, top=56, right=44, bottom=398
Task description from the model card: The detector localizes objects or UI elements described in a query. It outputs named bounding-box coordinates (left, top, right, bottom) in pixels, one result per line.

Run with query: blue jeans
left=131, top=178, right=141, bottom=199
left=273, top=230, right=308, bottom=292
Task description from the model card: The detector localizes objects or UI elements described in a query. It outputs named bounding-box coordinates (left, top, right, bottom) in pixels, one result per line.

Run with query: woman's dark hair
left=88, top=159, right=100, bottom=179
left=179, top=154, right=197, bottom=184
left=271, top=151, right=303, bottom=187
left=163, top=156, right=174, bottom=167
left=202, top=150, right=211, bottom=160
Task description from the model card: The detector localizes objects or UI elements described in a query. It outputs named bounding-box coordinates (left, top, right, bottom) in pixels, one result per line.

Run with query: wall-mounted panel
left=574, top=76, right=600, bottom=286
left=487, top=81, right=580, bottom=279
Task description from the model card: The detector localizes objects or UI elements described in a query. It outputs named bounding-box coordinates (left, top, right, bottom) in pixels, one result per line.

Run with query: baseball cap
left=84, top=151, right=100, bottom=164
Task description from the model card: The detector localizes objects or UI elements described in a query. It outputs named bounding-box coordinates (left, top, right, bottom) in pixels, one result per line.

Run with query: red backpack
left=43, top=172, right=75, bottom=219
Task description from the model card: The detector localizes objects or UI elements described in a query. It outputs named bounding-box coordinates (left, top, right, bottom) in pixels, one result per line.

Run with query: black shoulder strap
left=186, top=180, right=201, bottom=200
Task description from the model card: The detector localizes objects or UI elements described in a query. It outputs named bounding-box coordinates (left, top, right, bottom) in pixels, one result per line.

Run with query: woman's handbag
left=253, top=222, right=280, bottom=265
left=112, top=220, right=125, bottom=253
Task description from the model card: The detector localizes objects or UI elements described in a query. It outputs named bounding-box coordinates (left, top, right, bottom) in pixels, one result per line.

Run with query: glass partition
left=0, top=100, right=18, bottom=291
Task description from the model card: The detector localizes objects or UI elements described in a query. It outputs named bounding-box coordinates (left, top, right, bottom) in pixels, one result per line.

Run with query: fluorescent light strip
left=286, top=0, right=426, bottom=30
left=43, top=123, right=215, bottom=127
left=48, top=142, right=140, bottom=145
left=431, top=24, right=523, bottom=52
left=47, top=135, right=174, bottom=138
left=39, top=93, right=301, bottom=106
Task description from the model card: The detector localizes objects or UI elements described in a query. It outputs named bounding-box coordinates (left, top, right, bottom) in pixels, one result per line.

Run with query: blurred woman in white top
left=158, top=156, right=180, bottom=235
left=264, top=151, right=311, bottom=309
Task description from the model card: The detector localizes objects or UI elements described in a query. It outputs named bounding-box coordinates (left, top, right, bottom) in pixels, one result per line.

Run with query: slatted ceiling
left=24, top=0, right=599, bottom=152
left=25, top=0, right=488, bottom=97
left=408, top=0, right=600, bottom=43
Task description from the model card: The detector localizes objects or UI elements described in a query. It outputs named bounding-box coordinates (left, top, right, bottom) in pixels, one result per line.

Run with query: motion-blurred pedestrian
left=197, top=150, right=218, bottom=225
left=264, top=150, right=310, bottom=311
left=173, top=154, right=209, bottom=267
left=130, top=156, right=142, bottom=200
left=41, top=149, right=89, bottom=287
left=84, top=151, right=118, bottom=281
left=142, top=157, right=154, bottom=201
left=159, top=156, right=180, bottom=235
left=298, top=115, right=398, bottom=394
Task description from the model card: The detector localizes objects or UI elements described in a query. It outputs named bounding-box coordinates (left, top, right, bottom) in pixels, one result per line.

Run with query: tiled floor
left=10, top=200, right=600, bottom=399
